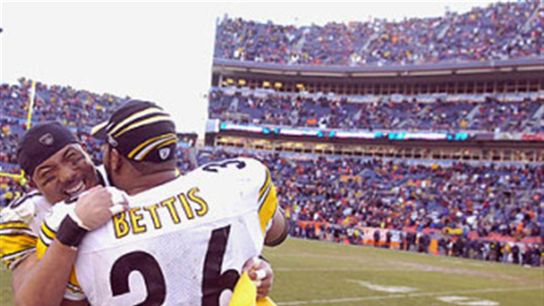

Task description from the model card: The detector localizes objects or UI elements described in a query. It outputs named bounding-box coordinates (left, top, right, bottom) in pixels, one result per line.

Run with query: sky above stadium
left=1, top=0, right=502, bottom=137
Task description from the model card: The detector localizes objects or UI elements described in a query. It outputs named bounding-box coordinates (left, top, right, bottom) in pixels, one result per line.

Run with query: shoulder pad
left=197, top=157, right=270, bottom=198
left=0, top=191, right=43, bottom=223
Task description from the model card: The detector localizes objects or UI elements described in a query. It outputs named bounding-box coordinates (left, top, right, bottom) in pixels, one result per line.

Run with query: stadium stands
left=215, top=1, right=542, bottom=66
left=208, top=87, right=544, bottom=132
left=197, top=147, right=543, bottom=266
left=1, top=78, right=542, bottom=266
left=1, top=1, right=543, bottom=266
left=0, top=79, right=126, bottom=204
left=208, top=1, right=543, bottom=265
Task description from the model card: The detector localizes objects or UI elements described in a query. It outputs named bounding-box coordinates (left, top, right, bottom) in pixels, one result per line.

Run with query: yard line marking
left=275, top=268, right=416, bottom=272
left=437, top=296, right=499, bottom=306
left=347, top=280, right=418, bottom=293
left=276, top=286, right=543, bottom=305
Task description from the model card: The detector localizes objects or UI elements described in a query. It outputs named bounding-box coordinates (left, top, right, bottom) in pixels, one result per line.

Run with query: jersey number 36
left=109, top=225, right=239, bottom=306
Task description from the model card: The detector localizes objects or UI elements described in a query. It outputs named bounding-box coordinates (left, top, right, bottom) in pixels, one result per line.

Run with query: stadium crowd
left=1, top=80, right=123, bottom=128
left=198, top=147, right=543, bottom=266
left=208, top=88, right=544, bottom=132
left=1, top=79, right=542, bottom=267
left=0, top=79, right=126, bottom=204
left=198, top=148, right=543, bottom=240
left=293, top=223, right=543, bottom=266
left=215, top=1, right=543, bottom=66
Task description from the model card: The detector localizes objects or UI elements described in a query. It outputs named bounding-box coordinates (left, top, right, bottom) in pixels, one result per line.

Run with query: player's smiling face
left=31, top=143, right=99, bottom=204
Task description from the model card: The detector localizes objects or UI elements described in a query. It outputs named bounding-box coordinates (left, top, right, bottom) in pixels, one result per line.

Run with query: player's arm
left=59, top=300, right=88, bottom=306
left=14, top=238, right=81, bottom=306
left=0, top=224, right=37, bottom=291
left=10, top=243, right=87, bottom=306
left=11, top=253, right=89, bottom=306
left=264, top=207, right=288, bottom=247
left=0, top=195, right=88, bottom=306
left=254, top=166, right=288, bottom=247
left=14, top=187, right=126, bottom=306
left=208, top=159, right=283, bottom=300
left=10, top=254, right=38, bottom=292
left=0, top=196, right=41, bottom=298
left=15, top=244, right=89, bottom=306
left=12, top=253, right=85, bottom=306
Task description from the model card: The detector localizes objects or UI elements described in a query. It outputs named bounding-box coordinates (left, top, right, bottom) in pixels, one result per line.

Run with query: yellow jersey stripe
left=35, top=225, right=82, bottom=290
left=128, top=133, right=176, bottom=158
left=66, top=282, right=83, bottom=294
left=3, top=247, right=35, bottom=261
left=36, top=224, right=55, bottom=260
left=0, top=221, right=31, bottom=230
left=0, top=228, right=36, bottom=236
left=259, top=170, right=271, bottom=201
left=4, top=248, right=35, bottom=270
left=38, top=230, right=53, bottom=247
left=37, top=233, right=51, bottom=248
left=0, top=234, right=37, bottom=257
left=41, top=222, right=56, bottom=240
left=1, top=233, right=36, bottom=269
left=259, top=183, right=278, bottom=235
left=69, top=267, right=81, bottom=289
left=1, top=245, right=35, bottom=261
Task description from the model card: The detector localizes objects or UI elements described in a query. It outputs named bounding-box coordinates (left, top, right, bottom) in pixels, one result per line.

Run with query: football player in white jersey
left=4, top=121, right=276, bottom=305
left=1, top=121, right=124, bottom=306
left=37, top=100, right=288, bottom=305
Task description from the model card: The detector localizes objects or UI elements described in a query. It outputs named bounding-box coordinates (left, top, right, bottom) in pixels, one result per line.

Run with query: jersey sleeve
left=0, top=193, right=39, bottom=270
left=35, top=203, right=86, bottom=301
left=256, top=164, right=278, bottom=236
left=229, top=158, right=279, bottom=236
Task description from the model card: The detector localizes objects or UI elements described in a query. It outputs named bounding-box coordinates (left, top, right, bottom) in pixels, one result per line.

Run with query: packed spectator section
left=0, top=79, right=127, bottom=203
left=209, top=88, right=544, bottom=133
left=1, top=73, right=543, bottom=268
left=215, top=1, right=543, bottom=66
left=197, top=147, right=543, bottom=266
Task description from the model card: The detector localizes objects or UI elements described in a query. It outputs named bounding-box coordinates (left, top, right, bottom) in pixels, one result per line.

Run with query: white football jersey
left=0, top=190, right=48, bottom=270
left=38, top=158, right=278, bottom=306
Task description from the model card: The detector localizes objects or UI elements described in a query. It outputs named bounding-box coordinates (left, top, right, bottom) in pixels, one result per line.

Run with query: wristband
left=68, top=210, right=91, bottom=231
left=56, top=214, right=88, bottom=248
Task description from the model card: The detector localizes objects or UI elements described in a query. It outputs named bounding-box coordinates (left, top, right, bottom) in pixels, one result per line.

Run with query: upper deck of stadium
left=212, top=1, right=543, bottom=93
left=214, top=1, right=542, bottom=68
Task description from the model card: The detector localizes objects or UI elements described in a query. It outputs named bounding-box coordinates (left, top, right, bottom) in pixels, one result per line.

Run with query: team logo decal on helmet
left=159, top=148, right=171, bottom=160
left=39, top=133, right=54, bottom=146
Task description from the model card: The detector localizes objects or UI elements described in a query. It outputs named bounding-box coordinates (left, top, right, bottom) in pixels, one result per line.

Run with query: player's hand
left=74, top=186, right=128, bottom=230
left=242, top=257, right=273, bottom=298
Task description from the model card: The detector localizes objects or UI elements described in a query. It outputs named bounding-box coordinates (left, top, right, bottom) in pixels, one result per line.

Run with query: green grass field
left=1, top=238, right=542, bottom=306
left=0, top=263, right=11, bottom=306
